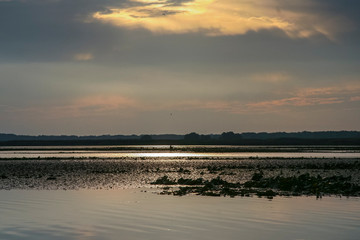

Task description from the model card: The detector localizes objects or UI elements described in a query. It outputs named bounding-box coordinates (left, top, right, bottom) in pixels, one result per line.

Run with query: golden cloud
left=252, top=72, right=292, bottom=83
left=92, top=0, right=352, bottom=39
left=74, top=53, right=94, bottom=61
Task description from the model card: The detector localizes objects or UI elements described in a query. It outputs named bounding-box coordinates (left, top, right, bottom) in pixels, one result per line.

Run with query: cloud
left=4, top=95, right=140, bottom=119
left=4, top=81, right=360, bottom=119
left=1, top=0, right=359, bottom=63
left=72, top=95, right=137, bottom=110
left=52, top=95, right=141, bottom=118
left=247, top=97, right=344, bottom=108
left=92, top=0, right=355, bottom=39
left=74, top=53, right=94, bottom=61
left=296, top=85, right=360, bottom=97
left=350, top=96, right=360, bottom=102
left=247, top=83, right=360, bottom=110
left=164, top=82, right=360, bottom=114
left=0, top=0, right=122, bottom=62
left=251, top=72, right=291, bottom=83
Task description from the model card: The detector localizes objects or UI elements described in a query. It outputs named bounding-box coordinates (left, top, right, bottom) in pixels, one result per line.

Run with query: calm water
left=1, top=145, right=360, bottom=158
left=2, top=151, right=360, bottom=158
left=0, top=189, right=359, bottom=240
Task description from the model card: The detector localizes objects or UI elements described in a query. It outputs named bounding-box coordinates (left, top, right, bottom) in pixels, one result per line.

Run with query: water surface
left=0, top=189, right=359, bottom=240
left=1, top=145, right=360, bottom=158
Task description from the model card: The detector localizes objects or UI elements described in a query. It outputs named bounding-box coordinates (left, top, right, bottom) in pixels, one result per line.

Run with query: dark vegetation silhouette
left=140, top=135, right=152, bottom=141
left=0, top=131, right=360, bottom=146
left=220, top=132, right=242, bottom=141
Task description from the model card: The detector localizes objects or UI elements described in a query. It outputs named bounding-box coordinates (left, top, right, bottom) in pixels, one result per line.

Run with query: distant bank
left=1, top=131, right=360, bottom=146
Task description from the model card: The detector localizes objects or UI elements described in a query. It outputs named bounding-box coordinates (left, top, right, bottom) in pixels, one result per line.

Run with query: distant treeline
left=0, top=131, right=360, bottom=146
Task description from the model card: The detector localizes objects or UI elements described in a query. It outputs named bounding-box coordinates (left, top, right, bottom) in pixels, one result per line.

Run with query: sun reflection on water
left=129, top=152, right=206, bottom=158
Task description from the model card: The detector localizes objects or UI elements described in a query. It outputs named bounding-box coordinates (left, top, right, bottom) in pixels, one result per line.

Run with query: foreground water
left=0, top=189, right=359, bottom=240
left=0, top=145, right=359, bottom=239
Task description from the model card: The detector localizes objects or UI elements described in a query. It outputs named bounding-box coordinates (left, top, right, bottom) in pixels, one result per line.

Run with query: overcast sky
left=1, top=0, right=359, bottom=135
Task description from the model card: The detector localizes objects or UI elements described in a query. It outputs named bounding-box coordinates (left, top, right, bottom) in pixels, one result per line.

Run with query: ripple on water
left=1, top=190, right=360, bottom=240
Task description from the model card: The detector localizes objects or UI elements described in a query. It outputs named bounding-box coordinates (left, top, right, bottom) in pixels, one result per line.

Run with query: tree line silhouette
left=1, top=131, right=359, bottom=146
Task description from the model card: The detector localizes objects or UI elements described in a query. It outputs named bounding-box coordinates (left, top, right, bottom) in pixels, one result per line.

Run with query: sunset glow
left=93, top=0, right=350, bottom=39
left=0, top=0, right=359, bottom=134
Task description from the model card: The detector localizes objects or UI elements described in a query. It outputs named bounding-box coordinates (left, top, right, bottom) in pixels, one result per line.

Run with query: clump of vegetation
left=177, top=177, right=204, bottom=185
left=251, top=171, right=264, bottom=181
left=154, top=172, right=360, bottom=198
left=46, top=176, right=57, bottom=181
left=151, top=176, right=176, bottom=185
left=177, top=168, right=191, bottom=174
left=244, top=173, right=358, bottom=197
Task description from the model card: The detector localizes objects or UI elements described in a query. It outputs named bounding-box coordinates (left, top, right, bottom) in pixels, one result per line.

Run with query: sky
left=0, top=0, right=360, bottom=135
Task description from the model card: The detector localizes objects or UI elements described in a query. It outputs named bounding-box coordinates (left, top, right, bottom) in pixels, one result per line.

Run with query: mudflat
left=1, top=156, right=359, bottom=198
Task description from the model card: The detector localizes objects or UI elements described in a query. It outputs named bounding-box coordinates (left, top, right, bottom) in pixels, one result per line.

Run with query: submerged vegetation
left=0, top=154, right=358, bottom=198
left=152, top=173, right=360, bottom=199
left=0, top=145, right=359, bottom=197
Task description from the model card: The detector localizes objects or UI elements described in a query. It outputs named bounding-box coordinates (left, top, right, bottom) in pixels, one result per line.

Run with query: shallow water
left=1, top=144, right=360, bottom=159
left=1, top=151, right=359, bottom=158
left=0, top=189, right=359, bottom=240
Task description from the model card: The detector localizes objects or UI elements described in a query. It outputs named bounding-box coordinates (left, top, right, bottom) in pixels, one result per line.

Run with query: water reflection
left=1, top=151, right=360, bottom=159
left=0, top=190, right=359, bottom=240
left=131, top=152, right=207, bottom=157
left=1, top=145, right=359, bottom=159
